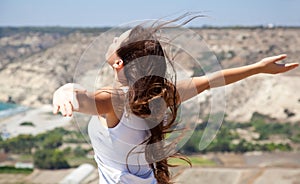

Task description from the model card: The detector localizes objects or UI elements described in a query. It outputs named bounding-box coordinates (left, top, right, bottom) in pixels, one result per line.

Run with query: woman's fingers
left=65, top=101, right=73, bottom=116
left=285, top=63, right=299, bottom=67
left=53, top=83, right=87, bottom=116
left=263, top=54, right=286, bottom=64
left=63, top=91, right=79, bottom=111
left=274, top=62, right=299, bottom=73
left=273, top=54, right=287, bottom=62
left=260, top=54, right=298, bottom=74
left=53, top=90, right=72, bottom=116
left=60, top=103, right=67, bottom=116
left=52, top=101, right=74, bottom=117
left=53, top=104, right=60, bottom=114
left=283, top=63, right=299, bottom=72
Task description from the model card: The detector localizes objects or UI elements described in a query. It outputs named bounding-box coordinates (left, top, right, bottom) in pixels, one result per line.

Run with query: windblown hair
left=116, top=13, right=202, bottom=183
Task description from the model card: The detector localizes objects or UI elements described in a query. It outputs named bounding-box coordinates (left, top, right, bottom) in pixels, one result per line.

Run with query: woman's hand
left=52, top=83, right=87, bottom=116
left=255, top=54, right=299, bottom=74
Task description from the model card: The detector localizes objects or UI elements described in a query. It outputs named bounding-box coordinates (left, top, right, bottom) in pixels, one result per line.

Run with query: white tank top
left=88, top=111, right=157, bottom=184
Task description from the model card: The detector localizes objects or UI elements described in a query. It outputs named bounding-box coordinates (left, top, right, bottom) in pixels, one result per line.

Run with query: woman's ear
left=112, top=59, right=124, bottom=69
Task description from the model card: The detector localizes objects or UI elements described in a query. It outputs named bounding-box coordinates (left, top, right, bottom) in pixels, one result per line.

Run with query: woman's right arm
left=52, top=83, right=113, bottom=116
left=177, top=54, right=298, bottom=102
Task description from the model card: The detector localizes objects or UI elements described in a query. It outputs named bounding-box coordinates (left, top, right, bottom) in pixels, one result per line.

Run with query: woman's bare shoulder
left=93, top=86, right=125, bottom=117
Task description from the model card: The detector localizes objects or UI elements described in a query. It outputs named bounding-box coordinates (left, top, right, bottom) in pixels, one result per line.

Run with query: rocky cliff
left=0, top=27, right=299, bottom=122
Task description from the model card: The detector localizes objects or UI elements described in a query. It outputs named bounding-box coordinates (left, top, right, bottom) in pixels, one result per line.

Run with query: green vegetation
left=0, top=127, right=88, bottom=169
left=20, top=121, right=35, bottom=127
left=250, top=112, right=293, bottom=140
left=0, top=134, right=35, bottom=154
left=73, top=146, right=88, bottom=157
left=168, top=156, right=216, bottom=166
left=0, top=112, right=299, bottom=170
left=0, top=166, right=33, bottom=174
left=291, top=133, right=300, bottom=143
left=33, top=128, right=70, bottom=169
left=33, top=149, right=69, bottom=169
left=180, top=112, right=297, bottom=154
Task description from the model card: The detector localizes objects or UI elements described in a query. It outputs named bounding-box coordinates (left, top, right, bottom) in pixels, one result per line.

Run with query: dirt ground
left=1, top=167, right=300, bottom=184
left=175, top=167, right=300, bottom=184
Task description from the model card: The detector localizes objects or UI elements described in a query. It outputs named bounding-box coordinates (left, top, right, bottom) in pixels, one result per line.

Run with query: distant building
left=266, top=23, right=275, bottom=29
left=15, top=162, right=34, bottom=169
left=60, top=163, right=95, bottom=184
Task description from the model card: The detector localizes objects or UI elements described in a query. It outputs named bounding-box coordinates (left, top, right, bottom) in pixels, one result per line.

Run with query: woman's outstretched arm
left=178, top=54, right=299, bottom=102
left=52, top=83, right=113, bottom=116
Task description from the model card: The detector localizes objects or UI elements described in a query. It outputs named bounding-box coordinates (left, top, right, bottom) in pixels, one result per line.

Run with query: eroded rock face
left=0, top=32, right=64, bottom=69
left=222, top=74, right=300, bottom=122
left=0, top=31, right=98, bottom=106
left=0, top=28, right=299, bottom=122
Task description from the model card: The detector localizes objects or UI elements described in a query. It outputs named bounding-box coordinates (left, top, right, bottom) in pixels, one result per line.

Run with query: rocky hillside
left=0, top=27, right=299, bottom=122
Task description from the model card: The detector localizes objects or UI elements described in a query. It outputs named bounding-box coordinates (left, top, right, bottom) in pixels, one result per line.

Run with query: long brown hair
left=116, top=14, right=202, bottom=183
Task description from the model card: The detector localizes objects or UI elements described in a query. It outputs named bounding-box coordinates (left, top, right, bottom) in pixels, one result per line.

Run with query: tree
left=33, top=149, right=69, bottom=169
left=74, top=146, right=87, bottom=157
left=41, top=133, right=63, bottom=149
left=0, top=134, right=34, bottom=154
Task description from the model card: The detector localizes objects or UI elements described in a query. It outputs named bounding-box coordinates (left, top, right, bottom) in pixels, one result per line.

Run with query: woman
left=53, top=17, right=298, bottom=184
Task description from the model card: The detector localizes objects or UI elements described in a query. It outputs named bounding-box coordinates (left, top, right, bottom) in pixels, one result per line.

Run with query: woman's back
left=88, top=110, right=157, bottom=184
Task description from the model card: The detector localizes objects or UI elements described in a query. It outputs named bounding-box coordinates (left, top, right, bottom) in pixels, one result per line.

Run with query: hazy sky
left=1, top=0, right=299, bottom=27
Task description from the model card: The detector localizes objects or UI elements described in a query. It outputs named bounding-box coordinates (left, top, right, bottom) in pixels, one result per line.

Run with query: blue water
left=0, top=102, right=28, bottom=119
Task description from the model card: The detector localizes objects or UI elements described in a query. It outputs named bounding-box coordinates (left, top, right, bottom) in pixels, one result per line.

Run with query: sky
left=0, top=0, right=300, bottom=27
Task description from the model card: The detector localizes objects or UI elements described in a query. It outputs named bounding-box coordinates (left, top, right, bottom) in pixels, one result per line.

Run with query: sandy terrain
left=0, top=168, right=98, bottom=184
left=1, top=167, right=300, bottom=184
left=0, top=105, right=72, bottom=138
left=175, top=167, right=300, bottom=184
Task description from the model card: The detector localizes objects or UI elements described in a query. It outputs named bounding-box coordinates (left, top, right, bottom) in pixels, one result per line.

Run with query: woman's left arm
left=178, top=54, right=298, bottom=101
